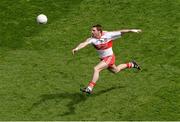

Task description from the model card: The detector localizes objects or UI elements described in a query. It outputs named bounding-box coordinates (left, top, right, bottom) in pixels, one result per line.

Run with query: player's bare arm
left=72, top=38, right=91, bottom=55
left=121, top=29, right=142, bottom=34
left=113, top=29, right=142, bottom=35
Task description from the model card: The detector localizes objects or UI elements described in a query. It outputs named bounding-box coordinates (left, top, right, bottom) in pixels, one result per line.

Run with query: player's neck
left=96, top=33, right=102, bottom=39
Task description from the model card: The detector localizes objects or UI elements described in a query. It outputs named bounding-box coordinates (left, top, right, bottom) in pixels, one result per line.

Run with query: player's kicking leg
left=80, top=60, right=108, bottom=94
left=109, top=60, right=141, bottom=73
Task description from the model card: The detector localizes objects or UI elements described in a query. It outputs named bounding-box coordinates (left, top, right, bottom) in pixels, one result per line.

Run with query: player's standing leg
left=81, top=61, right=108, bottom=94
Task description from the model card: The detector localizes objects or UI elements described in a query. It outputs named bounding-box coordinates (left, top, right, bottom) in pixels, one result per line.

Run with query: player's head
left=91, top=24, right=102, bottom=38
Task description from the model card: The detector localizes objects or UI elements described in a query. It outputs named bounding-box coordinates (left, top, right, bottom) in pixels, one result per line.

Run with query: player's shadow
left=29, top=85, right=125, bottom=116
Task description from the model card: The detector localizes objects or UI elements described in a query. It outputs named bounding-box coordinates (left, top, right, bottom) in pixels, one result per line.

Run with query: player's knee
left=113, top=69, right=119, bottom=74
left=114, top=70, right=118, bottom=74
left=113, top=68, right=121, bottom=74
left=94, top=66, right=100, bottom=72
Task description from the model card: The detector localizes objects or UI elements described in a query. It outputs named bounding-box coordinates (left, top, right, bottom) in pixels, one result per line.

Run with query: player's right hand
left=131, top=29, right=142, bottom=33
left=72, top=48, right=78, bottom=55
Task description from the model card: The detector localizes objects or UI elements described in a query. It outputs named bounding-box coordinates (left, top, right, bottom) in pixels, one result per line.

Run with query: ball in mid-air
left=36, top=14, right=48, bottom=24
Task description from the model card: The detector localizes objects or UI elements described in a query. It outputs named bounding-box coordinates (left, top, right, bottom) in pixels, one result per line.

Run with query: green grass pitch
left=0, top=0, right=179, bottom=120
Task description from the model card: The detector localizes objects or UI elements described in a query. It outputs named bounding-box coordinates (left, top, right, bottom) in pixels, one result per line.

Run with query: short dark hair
left=92, top=24, right=102, bottom=33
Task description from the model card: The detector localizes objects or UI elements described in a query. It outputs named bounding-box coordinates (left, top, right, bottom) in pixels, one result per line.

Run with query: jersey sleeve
left=106, top=31, right=122, bottom=40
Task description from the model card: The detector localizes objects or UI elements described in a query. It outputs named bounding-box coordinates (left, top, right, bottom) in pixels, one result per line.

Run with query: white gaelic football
left=37, top=14, right=48, bottom=24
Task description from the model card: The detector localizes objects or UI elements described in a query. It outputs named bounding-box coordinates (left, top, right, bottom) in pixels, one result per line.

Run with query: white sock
left=87, top=86, right=93, bottom=91
left=131, top=62, right=134, bottom=68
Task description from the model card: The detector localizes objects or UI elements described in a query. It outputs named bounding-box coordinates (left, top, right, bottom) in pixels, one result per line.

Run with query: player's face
left=91, top=27, right=101, bottom=38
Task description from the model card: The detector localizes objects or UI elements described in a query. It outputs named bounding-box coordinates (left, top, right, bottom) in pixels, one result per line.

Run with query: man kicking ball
left=72, top=24, right=142, bottom=94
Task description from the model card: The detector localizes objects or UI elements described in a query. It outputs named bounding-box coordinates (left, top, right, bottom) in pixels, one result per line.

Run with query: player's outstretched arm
left=72, top=38, right=91, bottom=55
left=119, top=29, right=142, bottom=35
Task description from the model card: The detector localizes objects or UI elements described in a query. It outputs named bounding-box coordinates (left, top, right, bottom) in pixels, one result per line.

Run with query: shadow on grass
left=29, top=85, right=125, bottom=116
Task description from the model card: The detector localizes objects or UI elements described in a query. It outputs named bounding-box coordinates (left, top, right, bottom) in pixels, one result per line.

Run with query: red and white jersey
left=87, top=31, right=122, bottom=58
